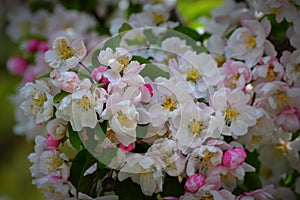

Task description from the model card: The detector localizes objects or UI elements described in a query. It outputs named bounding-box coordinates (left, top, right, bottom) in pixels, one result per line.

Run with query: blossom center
left=244, top=35, right=256, bottom=49
left=33, top=93, right=47, bottom=107
left=202, top=151, right=217, bottom=168
left=152, top=13, right=164, bottom=24
left=163, top=96, right=178, bottom=111
left=251, top=135, right=263, bottom=145
left=79, top=96, right=92, bottom=111
left=106, top=129, right=118, bottom=143
left=225, top=107, right=239, bottom=125
left=186, top=68, right=200, bottom=83
left=117, top=56, right=131, bottom=67
left=265, top=66, right=277, bottom=81
left=200, top=193, right=214, bottom=200
left=295, top=63, right=300, bottom=72
left=228, top=74, right=240, bottom=88
left=47, top=156, right=64, bottom=171
left=267, top=7, right=281, bottom=15
left=188, top=119, right=203, bottom=135
left=215, top=55, right=224, bottom=66
left=275, top=140, right=289, bottom=156
left=55, top=39, right=74, bottom=60
left=118, top=111, right=134, bottom=128
left=276, top=91, right=288, bottom=108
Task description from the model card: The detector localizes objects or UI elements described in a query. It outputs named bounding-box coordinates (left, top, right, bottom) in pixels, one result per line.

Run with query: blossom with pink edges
left=184, top=173, right=206, bottom=193
left=220, top=60, right=251, bottom=90
left=275, top=107, right=300, bottom=133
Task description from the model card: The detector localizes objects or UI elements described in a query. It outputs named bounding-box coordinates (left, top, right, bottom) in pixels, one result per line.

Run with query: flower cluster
left=4, top=0, right=300, bottom=199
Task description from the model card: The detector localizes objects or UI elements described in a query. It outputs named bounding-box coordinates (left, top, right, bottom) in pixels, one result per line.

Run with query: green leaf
left=243, top=172, right=262, bottom=190
left=68, top=122, right=82, bottom=150
left=140, top=63, right=170, bottom=80
left=136, top=125, right=149, bottom=139
left=172, top=26, right=206, bottom=53
left=174, top=26, right=201, bottom=41
left=91, top=49, right=101, bottom=68
left=69, top=149, right=100, bottom=196
left=245, top=150, right=260, bottom=171
left=131, top=56, right=151, bottom=64
left=114, top=178, right=155, bottom=200
left=60, top=0, right=98, bottom=12
left=143, top=29, right=159, bottom=45
left=53, top=90, right=70, bottom=104
left=102, top=35, right=122, bottom=51
left=34, top=72, right=50, bottom=81
left=118, top=23, right=133, bottom=33
left=160, top=175, right=185, bottom=197
left=100, top=120, right=108, bottom=134
left=127, top=2, right=143, bottom=17
left=96, top=147, right=118, bottom=168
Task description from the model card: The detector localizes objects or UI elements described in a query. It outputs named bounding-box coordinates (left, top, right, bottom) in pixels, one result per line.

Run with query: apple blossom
left=19, top=80, right=54, bottom=124
left=45, top=36, right=87, bottom=71
left=275, top=107, right=300, bottom=133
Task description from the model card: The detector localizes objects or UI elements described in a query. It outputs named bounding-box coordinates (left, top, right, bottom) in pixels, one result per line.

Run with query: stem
left=79, top=61, right=92, bottom=73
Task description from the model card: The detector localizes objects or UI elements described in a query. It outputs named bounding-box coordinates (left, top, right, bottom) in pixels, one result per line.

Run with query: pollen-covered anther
left=244, top=35, right=256, bottom=49
left=188, top=119, right=203, bottom=136
left=79, top=96, right=92, bottom=111
left=163, top=96, right=178, bottom=111
left=55, top=39, right=74, bottom=60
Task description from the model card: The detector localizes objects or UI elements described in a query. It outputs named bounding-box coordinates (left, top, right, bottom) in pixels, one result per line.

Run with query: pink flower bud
left=38, top=41, right=49, bottom=53
left=184, top=173, right=206, bottom=193
left=26, top=39, right=40, bottom=52
left=275, top=107, right=300, bottom=133
left=7, top=56, right=28, bottom=75
left=46, top=134, right=61, bottom=149
left=119, top=143, right=133, bottom=153
left=223, top=147, right=247, bottom=169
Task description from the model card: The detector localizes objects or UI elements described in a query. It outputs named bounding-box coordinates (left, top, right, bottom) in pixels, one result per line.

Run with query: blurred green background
left=0, top=4, right=45, bottom=199
left=0, top=0, right=221, bottom=199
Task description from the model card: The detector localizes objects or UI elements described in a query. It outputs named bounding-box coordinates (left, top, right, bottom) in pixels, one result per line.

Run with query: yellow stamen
left=265, top=66, right=277, bottom=82
left=163, top=96, right=178, bottom=111
left=188, top=119, right=203, bottom=136
left=215, top=55, right=225, bottom=66
left=275, top=140, right=289, bottom=156
left=117, top=111, right=133, bottom=128
left=251, top=135, right=263, bottom=145
left=228, top=74, right=240, bottom=88
left=55, top=39, right=74, bottom=60
left=33, top=94, right=47, bottom=107
left=106, top=129, right=118, bottom=143
left=276, top=91, right=288, bottom=108
left=225, top=107, right=239, bottom=125
left=267, top=7, right=281, bottom=15
left=79, top=96, right=92, bottom=111
left=202, top=151, right=218, bottom=168
left=244, top=35, right=256, bottom=49
left=186, top=67, right=200, bottom=83
left=152, top=13, right=164, bottom=24
left=295, top=63, right=300, bottom=72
